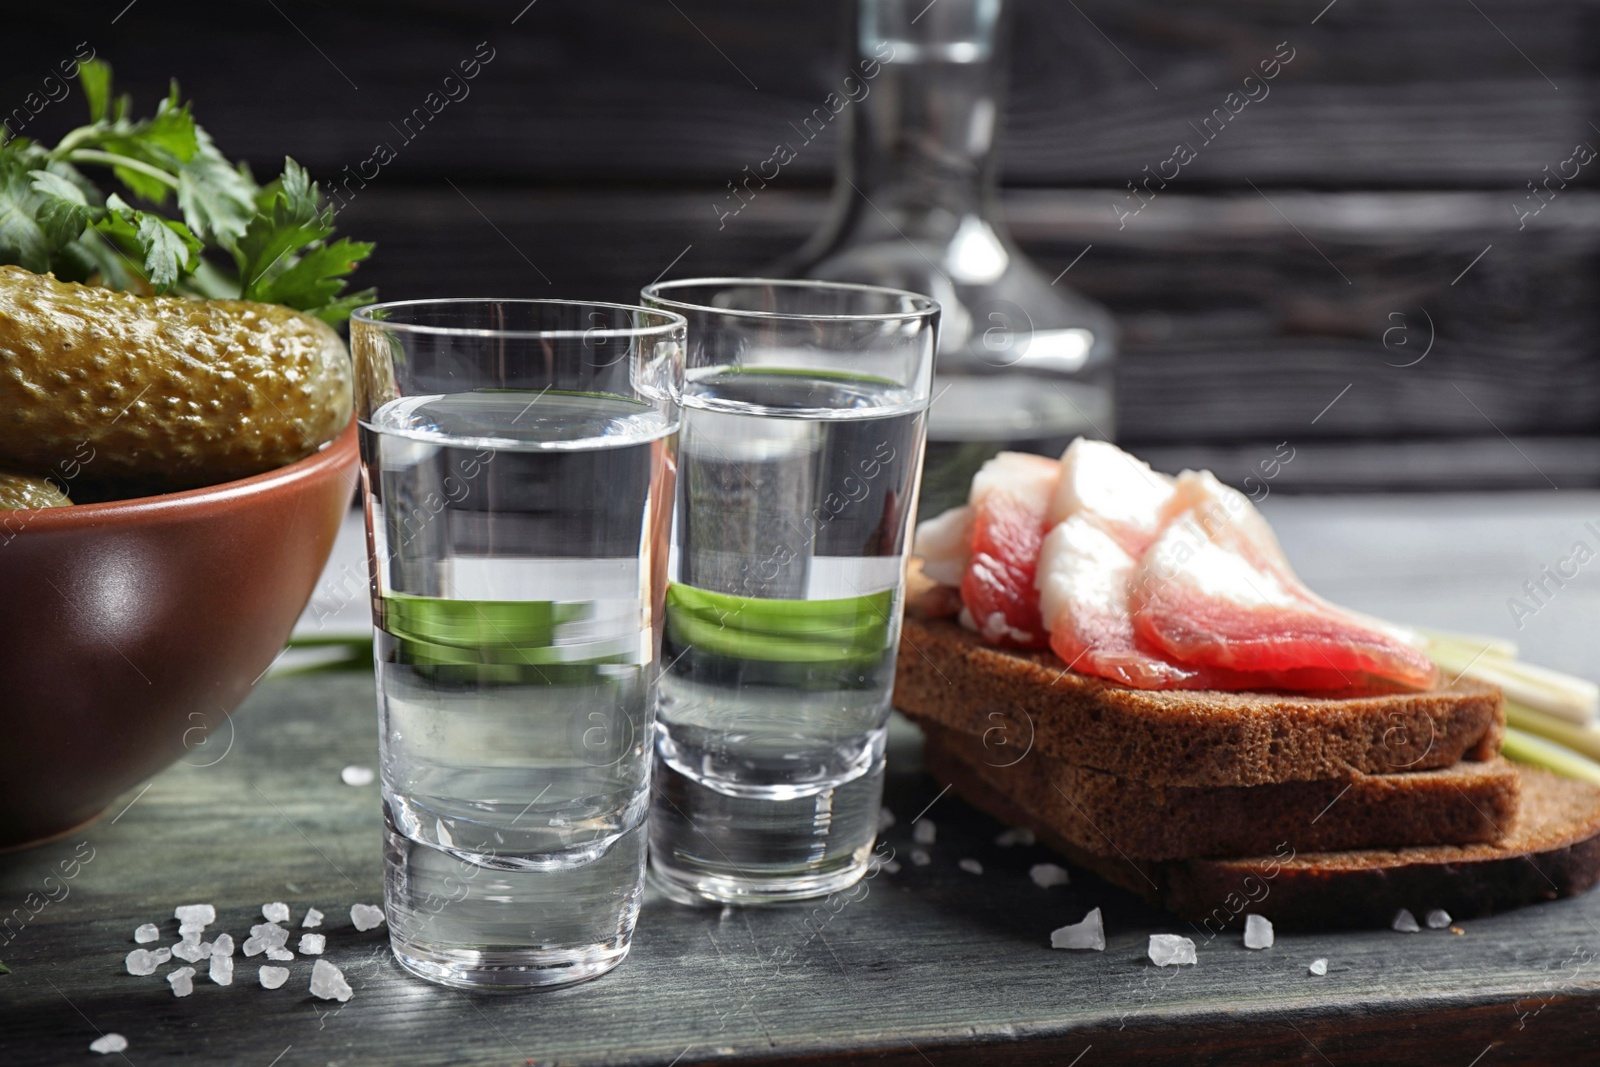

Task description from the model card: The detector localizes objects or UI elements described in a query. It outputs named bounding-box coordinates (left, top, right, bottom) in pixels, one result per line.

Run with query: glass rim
left=349, top=297, right=688, bottom=340
left=641, top=277, right=940, bottom=323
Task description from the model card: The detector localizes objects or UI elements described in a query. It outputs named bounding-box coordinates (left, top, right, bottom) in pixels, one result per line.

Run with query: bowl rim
left=7, top=417, right=359, bottom=531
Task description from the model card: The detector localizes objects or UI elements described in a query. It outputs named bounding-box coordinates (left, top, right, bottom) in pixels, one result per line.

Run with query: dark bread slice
left=914, top=717, right=1519, bottom=860
left=896, top=615, right=1504, bottom=788
left=925, top=737, right=1600, bottom=929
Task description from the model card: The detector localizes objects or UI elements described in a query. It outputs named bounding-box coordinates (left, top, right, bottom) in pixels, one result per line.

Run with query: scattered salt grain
left=171, top=934, right=211, bottom=963
left=1309, top=958, right=1328, bottom=976
left=1029, top=863, right=1070, bottom=889
left=262, top=901, right=291, bottom=924
left=243, top=922, right=288, bottom=958
left=266, top=947, right=295, bottom=962
left=310, top=958, right=353, bottom=1002
left=1148, top=934, right=1197, bottom=967
left=1392, top=908, right=1421, bottom=933
left=341, top=764, right=375, bottom=786
left=912, top=820, right=937, bottom=846
left=258, top=965, right=290, bottom=990
left=150, top=947, right=171, bottom=965
left=1426, top=908, right=1453, bottom=929
left=301, top=907, right=324, bottom=929
left=89, top=1033, right=128, bottom=1055
left=125, top=949, right=160, bottom=976
left=882, top=860, right=902, bottom=874
left=167, top=966, right=196, bottom=997
left=350, top=903, right=386, bottom=931
left=877, top=807, right=896, bottom=833
left=995, top=827, right=1036, bottom=848
left=958, top=858, right=983, bottom=875
left=212, top=933, right=234, bottom=958
left=134, top=923, right=160, bottom=944
left=910, top=849, right=931, bottom=866
left=299, top=933, right=326, bottom=955
left=172, top=904, right=214, bottom=927
left=209, top=951, right=234, bottom=986
left=1050, top=908, right=1105, bottom=951
left=251, top=922, right=290, bottom=949
left=1243, top=914, right=1274, bottom=950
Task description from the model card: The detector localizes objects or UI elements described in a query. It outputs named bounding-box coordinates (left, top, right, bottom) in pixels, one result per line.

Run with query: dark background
left=6, top=0, right=1598, bottom=491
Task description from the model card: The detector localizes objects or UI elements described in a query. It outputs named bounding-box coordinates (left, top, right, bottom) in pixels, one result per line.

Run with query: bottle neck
left=842, top=0, right=1008, bottom=220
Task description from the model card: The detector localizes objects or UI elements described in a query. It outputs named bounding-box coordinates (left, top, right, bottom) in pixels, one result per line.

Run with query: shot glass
left=639, top=278, right=938, bottom=904
left=349, top=299, right=684, bottom=989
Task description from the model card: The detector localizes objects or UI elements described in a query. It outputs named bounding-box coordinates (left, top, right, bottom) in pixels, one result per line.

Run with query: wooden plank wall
left=6, top=0, right=1598, bottom=490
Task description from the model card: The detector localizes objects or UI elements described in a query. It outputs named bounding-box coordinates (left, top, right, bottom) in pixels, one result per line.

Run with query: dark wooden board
left=5, top=0, right=1599, bottom=488
left=5, top=495, right=1600, bottom=1065
left=4, top=0, right=1592, bottom=186
left=320, top=185, right=1600, bottom=484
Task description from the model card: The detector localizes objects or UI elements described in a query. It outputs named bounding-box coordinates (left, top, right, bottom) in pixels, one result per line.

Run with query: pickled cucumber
left=0, top=471, right=70, bottom=510
left=0, top=265, right=352, bottom=497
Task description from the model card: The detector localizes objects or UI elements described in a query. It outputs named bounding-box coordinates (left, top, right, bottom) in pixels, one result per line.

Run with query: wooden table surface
left=5, top=493, right=1600, bottom=1066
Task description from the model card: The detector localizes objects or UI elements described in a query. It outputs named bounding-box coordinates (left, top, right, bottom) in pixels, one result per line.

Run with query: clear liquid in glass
left=361, top=391, right=674, bottom=987
left=651, top=370, right=923, bottom=903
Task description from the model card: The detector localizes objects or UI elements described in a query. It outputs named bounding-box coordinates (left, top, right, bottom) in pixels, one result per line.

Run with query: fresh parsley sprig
left=0, top=61, right=373, bottom=324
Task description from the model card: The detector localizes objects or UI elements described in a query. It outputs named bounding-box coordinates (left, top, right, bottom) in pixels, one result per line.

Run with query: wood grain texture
left=4, top=0, right=1590, bottom=185
left=4, top=0, right=1597, bottom=487
left=4, top=495, right=1600, bottom=1064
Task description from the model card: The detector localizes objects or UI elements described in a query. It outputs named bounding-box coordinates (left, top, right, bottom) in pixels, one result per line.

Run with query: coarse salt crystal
left=958, top=858, right=983, bottom=875
left=266, top=947, right=295, bottom=962
left=1050, top=908, right=1105, bottom=951
left=89, top=1033, right=128, bottom=1054
left=910, top=849, right=931, bottom=867
left=1148, top=934, right=1197, bottom=967
left=150, top=947, right=171, bottom=965
left=1309, top=958, right=1329, bottom=976
left=1392, top=908, right=1421, bottom=933
left=125, top=949, right=159, bottom=976
left=1426, top=908, right=1453, bottom=929
left=302, top=907, right=324, bottom=929
left=172, top=904, right=214, bottom=927
left=133, top=923, right=160, bottom=944
left=995, top=827, right=1036, bottom=848
left=212, top=933, right=234, bottom=957
left=1029, top=863, right=1070, bottom=889
left=350, top=903, right=385, bottom=932
left=250, top=922, right=289, bottom=949
left=1243, top=914, right=1274, bottom=950
left=262, top=901, right=291, bottom=924
left=878, top=807, right=896, bottom=833
left=310, top=958, right=353, bottom=1002
left=912, top=820, right=937, bottom=846
left=209, top=951, right=234, bottom=986
left=167, top=966, right=196, bottom=997
left=298, top=933, right=326, bottom=955
left=171, top=937, right=210, bottom=964
left=882, top=860, right=902, bottom=874
left=341, top=764, right=375, bottom=786
left=259, top=965, right=290, bottom=990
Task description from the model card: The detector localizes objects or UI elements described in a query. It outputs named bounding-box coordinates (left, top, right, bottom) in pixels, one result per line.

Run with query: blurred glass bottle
left=773, top=0, right=1117, bottom=514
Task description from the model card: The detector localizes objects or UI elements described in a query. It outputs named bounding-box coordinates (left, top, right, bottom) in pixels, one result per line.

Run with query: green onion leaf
left=665, top=582, right=893, bottom=664
left=1502, top=726, right=1600, bottom=787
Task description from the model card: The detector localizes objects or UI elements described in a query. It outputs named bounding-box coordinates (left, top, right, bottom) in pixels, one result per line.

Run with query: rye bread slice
left=925, top=738, right=1600, bottom=929
left=915, top=718, right=1520, bottom=860
left=895, top=615, right=1504, bottom=788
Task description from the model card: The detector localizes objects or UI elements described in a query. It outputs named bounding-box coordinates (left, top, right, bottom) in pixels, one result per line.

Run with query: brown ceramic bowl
left=0, top=420, right=358, bottom=849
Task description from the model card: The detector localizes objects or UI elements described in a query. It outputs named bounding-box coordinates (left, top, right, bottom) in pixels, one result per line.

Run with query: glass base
left=390, top=937, right=630, bottom=991
left=648, top=845, right=873, bottom=906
